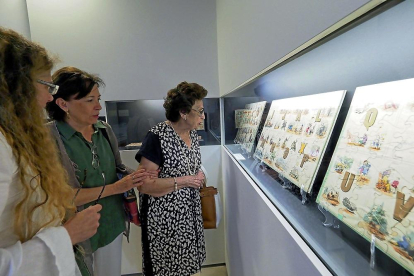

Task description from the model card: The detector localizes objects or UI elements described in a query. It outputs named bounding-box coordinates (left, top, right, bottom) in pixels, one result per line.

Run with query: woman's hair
left=46, top=66, right=105, bottom=121
left=163, top=81, right=208, bottom=122
left=0, top=28, right=75, bottom=242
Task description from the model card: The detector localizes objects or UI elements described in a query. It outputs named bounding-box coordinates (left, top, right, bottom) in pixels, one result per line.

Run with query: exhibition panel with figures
left=221, top=1, right=414, bottom=275
left=254, top=91, right=345, bottom=193
left=317, top=78, right=414, bottom=274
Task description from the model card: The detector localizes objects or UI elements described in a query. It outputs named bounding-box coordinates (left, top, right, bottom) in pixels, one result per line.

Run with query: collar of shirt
left=55, top=120, right=107, bottom=140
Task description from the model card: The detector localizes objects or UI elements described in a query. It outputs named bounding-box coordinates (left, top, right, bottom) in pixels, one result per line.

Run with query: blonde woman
left=0, top=28, right=101, bottom=275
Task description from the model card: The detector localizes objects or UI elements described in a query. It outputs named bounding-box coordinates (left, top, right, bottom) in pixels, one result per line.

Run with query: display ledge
left=224, top=144, right=409, bottom=276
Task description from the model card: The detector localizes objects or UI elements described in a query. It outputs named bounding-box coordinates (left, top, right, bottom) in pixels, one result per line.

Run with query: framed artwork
left=254, top=90, right=346, bottom=193
left=317, top=78, right=414, bottom=274
left=234, top=102, right=266, bottom=153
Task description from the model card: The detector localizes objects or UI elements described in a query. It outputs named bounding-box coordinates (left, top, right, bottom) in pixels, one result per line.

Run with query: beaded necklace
left=168, top=121, right=197, bottom=175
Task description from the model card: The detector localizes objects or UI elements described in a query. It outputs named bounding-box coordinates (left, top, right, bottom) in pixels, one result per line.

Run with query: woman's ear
left=179, top=110, right=187, bottom=121
left=55, top=98, right=68, bottom=112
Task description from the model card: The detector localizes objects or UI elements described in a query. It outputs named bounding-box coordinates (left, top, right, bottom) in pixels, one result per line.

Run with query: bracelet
left=173, top=177, right=178, bottom=191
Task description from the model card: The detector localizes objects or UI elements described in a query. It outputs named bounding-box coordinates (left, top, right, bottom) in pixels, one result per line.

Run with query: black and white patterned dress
left=136, top=122, right=206, bottom=276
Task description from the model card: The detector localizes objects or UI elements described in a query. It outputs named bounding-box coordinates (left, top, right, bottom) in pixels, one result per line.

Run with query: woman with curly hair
left=136, top=81, right=208, bottom=276
left=0, top=28, right=101, bottom=275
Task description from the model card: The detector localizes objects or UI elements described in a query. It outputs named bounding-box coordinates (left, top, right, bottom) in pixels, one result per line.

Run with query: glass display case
left=222, top=1, right=414, bottom=275
left=105, top=98, right=220, bottom=149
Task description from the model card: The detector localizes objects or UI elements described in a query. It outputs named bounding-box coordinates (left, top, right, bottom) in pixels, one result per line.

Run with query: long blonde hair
left=0, top=28, right=75, bottom=242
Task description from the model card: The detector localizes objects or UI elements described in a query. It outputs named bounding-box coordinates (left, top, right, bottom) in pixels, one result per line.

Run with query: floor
left=124, top=265, right=228, bottom=276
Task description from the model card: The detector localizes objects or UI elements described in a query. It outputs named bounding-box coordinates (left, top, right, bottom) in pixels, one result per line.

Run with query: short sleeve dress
left=136, top=122, right=206, bottom=276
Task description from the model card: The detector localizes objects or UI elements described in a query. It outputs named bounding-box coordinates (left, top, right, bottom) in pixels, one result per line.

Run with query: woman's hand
left=113, top=169, right=150, bottom=194
left=196, top=170, right=205, bottom=182
left=148, top=169, right=160, bottom=179
left=178, top=175, right=203, bottom=189
left=64, top=204, right=102, bottom=245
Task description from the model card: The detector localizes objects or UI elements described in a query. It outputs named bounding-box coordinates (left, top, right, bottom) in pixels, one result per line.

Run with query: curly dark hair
left=163, top=81, right=208, bottom=122
left=46, top=66, right=105, bottom=121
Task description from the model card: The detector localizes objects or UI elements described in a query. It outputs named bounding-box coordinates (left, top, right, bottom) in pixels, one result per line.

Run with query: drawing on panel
left=342, top=197, right=357, bottom=214
left=316, top=78, right=414, bottom=274
left=235, top=109, right=245, bottom=129
left=390, top=230, right=414, bottom=262
left=254, top=90, right=346, bottom=193
left=360, top=203, right=389, bottom=241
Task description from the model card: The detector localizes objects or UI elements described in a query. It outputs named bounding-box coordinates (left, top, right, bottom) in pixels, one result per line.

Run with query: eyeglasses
left=191, top=108, right=205, bottom=117
left=37, top=79, right=59, bottom=95
left=91, top=144, right=100, bottom=169
left=94, top=172, right=106, bottom=205
left=73, top=169, right=87, bottom=204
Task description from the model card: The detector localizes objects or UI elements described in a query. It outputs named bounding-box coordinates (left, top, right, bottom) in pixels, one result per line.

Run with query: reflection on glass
left=106, top=98, right=221, bottom=149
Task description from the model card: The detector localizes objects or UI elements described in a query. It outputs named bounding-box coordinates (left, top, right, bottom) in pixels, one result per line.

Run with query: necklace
left=168, top=121, right=197, bottom=175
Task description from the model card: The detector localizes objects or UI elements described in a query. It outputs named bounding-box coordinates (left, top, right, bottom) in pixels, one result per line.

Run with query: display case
left=105, top=98, right=220, bottom=149
left=222, top=1, right=414, bottom=275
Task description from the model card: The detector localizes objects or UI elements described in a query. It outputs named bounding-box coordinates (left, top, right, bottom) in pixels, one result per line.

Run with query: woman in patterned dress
left=136, top=81, right=208, bottom=276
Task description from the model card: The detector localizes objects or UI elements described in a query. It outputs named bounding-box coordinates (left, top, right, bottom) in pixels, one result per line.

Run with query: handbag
left=199, top=166, right=222, bottom=229
left=118, top=173, right=141, bottom=226
left=124, top=188, right=141, bottom=226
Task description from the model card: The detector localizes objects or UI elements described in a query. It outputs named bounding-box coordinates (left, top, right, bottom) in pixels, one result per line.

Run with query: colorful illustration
left=317, top=78, right=414, bottom=274
left=234, top=102, right=266, bottom=154
left=356, top=160, right=371, bottom=185
left=334, top=156, right=354, bottom=174
left=254, top=90, right=346, bottom=192
left=390, top=231, right=414, bottom=262
left=235, top=109, right=245, bottom=129
left=361, top=203, right=389, bottom=241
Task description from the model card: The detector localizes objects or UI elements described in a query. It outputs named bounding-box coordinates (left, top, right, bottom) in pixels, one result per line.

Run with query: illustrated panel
left=234, top=101, right=267, bottom=153
left=255, top=90, right=346, bottom=192
left=317, top=78, right=414, bottom=274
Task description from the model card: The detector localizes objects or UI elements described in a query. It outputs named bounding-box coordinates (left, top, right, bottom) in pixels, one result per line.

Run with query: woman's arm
left=0, top=226, right=82, bottom=276
left=137, top=157, right=204, bottom=197
left=73, top=169, right=151, bottom=206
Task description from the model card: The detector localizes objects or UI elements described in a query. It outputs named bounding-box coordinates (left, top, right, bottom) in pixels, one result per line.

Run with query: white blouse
left=0, top=132, right=80, bottom=276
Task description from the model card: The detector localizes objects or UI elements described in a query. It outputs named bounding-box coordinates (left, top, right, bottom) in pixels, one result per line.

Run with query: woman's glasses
left=72, top=169, right=106, bottom=205
left=37, top=79, right=59, bottom=95
left=91, top=144, right=100, bottom=169
left=191, top=108, right=205, bottom=117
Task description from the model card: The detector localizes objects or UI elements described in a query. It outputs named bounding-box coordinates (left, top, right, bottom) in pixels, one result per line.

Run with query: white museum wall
left=26, top=0, right=220, bottom=116
left=120, top=145, right=224, bottom=275
left=0, top=0, right=31, bottom=38
left=216, top=0, right=373, bottom=95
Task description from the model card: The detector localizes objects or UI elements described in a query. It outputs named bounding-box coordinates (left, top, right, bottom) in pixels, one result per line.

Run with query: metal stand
left=279, top=174, right=293, bottom=190
left=370, top=234, right=376, bottom=270
left=257, top=161, right=267, bottom=172
left=300, top=184, right=308, bottom=205
left=317, top=203, right=340, bottom=228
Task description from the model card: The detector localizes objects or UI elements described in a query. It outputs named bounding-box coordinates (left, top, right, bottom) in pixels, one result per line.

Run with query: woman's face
left=33, top=70, right=54, bottom=108
left=184, top=99, right=205, bottom=130
left=65, top=85, right=102, bottom=126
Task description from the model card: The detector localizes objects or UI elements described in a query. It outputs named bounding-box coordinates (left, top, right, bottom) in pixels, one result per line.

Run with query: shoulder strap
left=47, top=121, right=81, bottom=189
left=100, top=121, right=134, bottom=175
